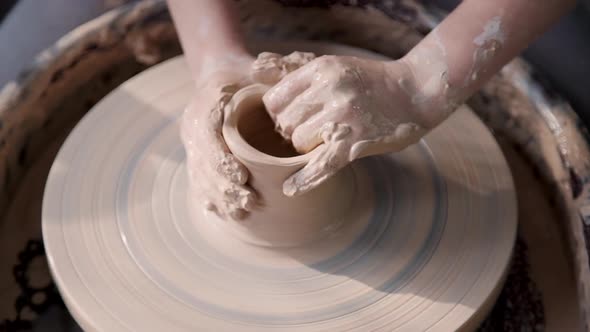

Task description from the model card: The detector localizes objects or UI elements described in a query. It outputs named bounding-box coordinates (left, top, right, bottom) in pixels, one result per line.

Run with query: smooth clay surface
left=42, top=41, right=517, bottom=331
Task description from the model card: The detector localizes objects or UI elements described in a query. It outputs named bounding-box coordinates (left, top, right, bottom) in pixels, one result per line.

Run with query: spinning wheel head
left=42, top=41, right=516, bottom=331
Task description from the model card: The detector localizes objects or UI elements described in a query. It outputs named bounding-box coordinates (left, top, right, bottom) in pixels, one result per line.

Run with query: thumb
left=283, top=123, right=352, bottom=196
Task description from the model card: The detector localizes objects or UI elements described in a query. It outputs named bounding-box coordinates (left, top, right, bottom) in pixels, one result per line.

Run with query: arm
left=403, top=0, right=576, bottom=125
left=167, top=0, right=315, bottom=219
left=167, top=0, right=251, bottom=82
left=263, top=0, right=575, bottom=196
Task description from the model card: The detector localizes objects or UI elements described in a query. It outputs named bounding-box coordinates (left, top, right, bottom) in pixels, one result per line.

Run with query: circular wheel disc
left=43, top=41, right=516, bottom=331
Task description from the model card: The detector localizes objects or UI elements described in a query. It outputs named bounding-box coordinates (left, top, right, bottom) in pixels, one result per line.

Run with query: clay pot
left=222, top=84, right=356, bottom=247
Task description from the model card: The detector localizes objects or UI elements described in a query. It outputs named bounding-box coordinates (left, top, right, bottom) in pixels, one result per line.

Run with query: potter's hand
left=181, top=52, right=315, bottom=220
left=262, top=0, right=576, bottom=197
left=264, top=55, right=449, bottom=196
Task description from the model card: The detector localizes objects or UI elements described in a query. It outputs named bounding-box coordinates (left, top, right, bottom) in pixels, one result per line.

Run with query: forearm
left=402, top=0, right=575, bottom=122
left=167, top=0, right=250, bottom=80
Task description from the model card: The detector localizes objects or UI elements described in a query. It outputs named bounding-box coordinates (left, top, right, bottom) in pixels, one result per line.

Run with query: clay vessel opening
left=237, top=102, right=300, bottom=158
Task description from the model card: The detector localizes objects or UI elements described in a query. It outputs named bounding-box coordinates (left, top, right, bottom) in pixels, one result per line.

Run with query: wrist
left=194, top=51, right=254, bottom=88
left=396, top=55, right=458, bottom=128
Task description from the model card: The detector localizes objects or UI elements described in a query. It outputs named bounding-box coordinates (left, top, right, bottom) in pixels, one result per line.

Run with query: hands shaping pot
left=168, top=0, right=575, bottom=220
left=181, top=52, right=445, bottom=220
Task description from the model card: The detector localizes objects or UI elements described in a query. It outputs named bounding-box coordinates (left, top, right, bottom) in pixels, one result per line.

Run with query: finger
left=251, top=52, right=316, bottom=85
left=204, top=155, right=255, bottom=213
left=182, top=99, right=250, bottom=186
left=251, top=52, right=282, bottom=84
left=274, top=88, right=325, bottom=139
left=194, top=88, right=250, bottom=185
left=349, top=139, right=376, bottom=161
left=262, top=61, right=319, bottom=115
left=204, top=91, right=231, bottom=151
left=283, top=123, right=352, bottom=196
left=217, top=174, right=256, bottom=220
left=181, top=86, right=256, bottom=220
left=290, top=107, right=343, bottom=154
left=283, top=139, right=350, bottom=197
left=200, top=118, right=250, bottom=185
left=223, top=182, right=256, bottom=212
left=206, top=198, right=249, bottom=221
left=202, top=166, right=256, bottom=220
left=215, top=153, right=249, bottom=185
left=349, top=123, right=426, bottom=160
left=280, top=52, right=316, bottom=75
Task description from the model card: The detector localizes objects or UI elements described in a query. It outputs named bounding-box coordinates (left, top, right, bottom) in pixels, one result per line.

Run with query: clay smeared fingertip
left=283, top=172, right=318, bottom=197
left=219, top=154, right=249, bottom=184
left=282, top=177, right=301, bottom=197
left=349, top=140, right=372, bottom=161
left=233, top=165, right=249, bottom=185
left=261, top=88, right=280, bottom=114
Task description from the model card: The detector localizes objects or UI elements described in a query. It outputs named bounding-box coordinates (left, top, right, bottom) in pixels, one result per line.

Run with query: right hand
left=262, top=55, right=452, bottom=197
left=181, top=51, right=315, bottom=220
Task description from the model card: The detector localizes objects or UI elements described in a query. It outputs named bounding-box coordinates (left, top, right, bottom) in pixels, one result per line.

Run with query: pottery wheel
left=42, top=41, right=516, bottom=331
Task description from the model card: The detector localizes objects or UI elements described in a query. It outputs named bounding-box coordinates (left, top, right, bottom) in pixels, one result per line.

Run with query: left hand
left=181, top=51, right=316, bottom=220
